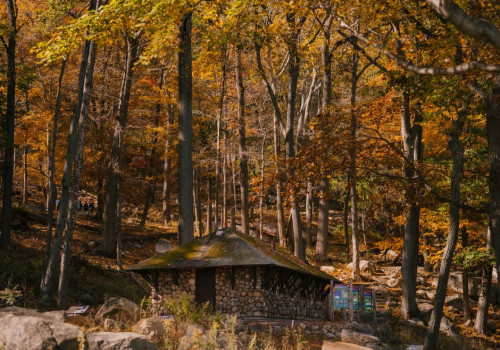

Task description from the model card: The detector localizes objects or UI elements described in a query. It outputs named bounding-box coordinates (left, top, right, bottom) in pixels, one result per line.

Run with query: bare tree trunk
left=177, top=13, right=194, bottom=245
left=0, top=0, right=17, bottom=249
left=206, top=177, right=212, bottom=235
left=350, top=52, right=360, bottom=280
left=424, top=109, right=464, bottom=350
left=139, top=72, right=163, bottom=229
left=475, top=228, right=493, bottom=334
left=316, top=11, right=333, bottom=260
left=461, top=226, right=472, bottom=322
left=401, top=91, right=423, bottom=319
left=259, top=132, right=267, bottom=239
left=42, top=59, right=67, bottom=275
left=40, top=34, right=93, bottom=296
left=102, top=34, right=140, bottom=256
left=222, top=144, right=227, bottom=227
left=163, top=104, right=173, bottom=226
left=116, top=177, right=123, bottom=269
left=57, top=29, right=99, bottom=308
left=215, top=55, right=226, bottom=229
left=485, top=77, right=500, bottom=306
left=285, top=12, right=305, bottom=260
left=23, top=145, right=28, bottom=204
left=343, top=187, right=350, bottom=259
left=193, top=169, right=203, bottom=237
left=274, top=113, right=286, bottom=246
left=235, top=48, right=250, bottom=236
left=305, top=181, right=313, bottom=247
left=230, top=153, right=237, bottom=230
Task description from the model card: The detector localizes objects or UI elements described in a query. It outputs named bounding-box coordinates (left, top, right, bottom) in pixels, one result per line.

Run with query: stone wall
left=152, top=266, right=326, bottom=320
left=151, top=268, right=195, bottom=314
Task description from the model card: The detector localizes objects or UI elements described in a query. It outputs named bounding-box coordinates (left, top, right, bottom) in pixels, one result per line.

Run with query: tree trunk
left=40, top=36, right=93, bottom=296
left=42, top=58, right=67, bottom=276
left=401, top=91, right=423, bottom=319
left=274, top=112, right=286, bottom=246
left=259, top=132, right=267, bottom=239
left=305, top=181, right=313, bottom=247
left=235, top=48, right=250, bottom=236
left=193, top=169, right=203, bottom=236
left=424, top=109, right=464, bottom=350
left=344, top=187, right=350, bottom=259
left=486, top=76, right=500, bottom=306
left=102, top=34, right=140, bottom=256
left=215, top=55, right=226, bottom=229
left=0, top=0, right=17, bottom=249
left=177, top=13, right=194, bottom=245
left=222, top=144, right=227, bottom=227
left=57, top=28, right=99, bottom=308
left=140, top=71, right=163, bottom=229
left=475, top=228, right=493, bottom=334
left=461, top=226, right=472, bottom=321
left=23, top=145, right=28, bottom=204
left=163, top=104, right=173, bottom=225
left=230, top=153, right=237, bottom=230
left=285, top=13, right=305, bottom=260
left=206, top=177, right=212, bottom=235
left=316, top=11, right=333, bottom=259
left=350, top=52, right=360, bottom=280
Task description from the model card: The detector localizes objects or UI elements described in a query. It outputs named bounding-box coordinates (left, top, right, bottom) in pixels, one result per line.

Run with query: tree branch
left=335, top=15, right=500, bottom=75
left=426, top=0, right=500, bottom=49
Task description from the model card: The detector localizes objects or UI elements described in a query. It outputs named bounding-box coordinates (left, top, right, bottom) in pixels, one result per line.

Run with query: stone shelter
left=128, top=228, right=340, bottom=320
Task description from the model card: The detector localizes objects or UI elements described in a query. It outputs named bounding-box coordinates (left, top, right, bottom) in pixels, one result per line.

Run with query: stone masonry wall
left=151, top=268, right=195, bottom=314
left=152, top=266, right=325, bottom=320
left=215, top=266, right=325, bottom=320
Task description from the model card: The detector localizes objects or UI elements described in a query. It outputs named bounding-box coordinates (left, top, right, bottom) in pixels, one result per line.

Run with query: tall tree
left=424, top=105, right=465, bottom=349
left=178, top=12, right=194, bottom=245
left=102, top=32, right=141, bottom=256
left=235, top=47, right=250, bottom=236
left=0, top=0, right=17, bottom=249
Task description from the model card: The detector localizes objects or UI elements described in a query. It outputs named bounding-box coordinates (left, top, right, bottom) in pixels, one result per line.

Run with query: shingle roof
left=128, top=228, right=340, bottom=282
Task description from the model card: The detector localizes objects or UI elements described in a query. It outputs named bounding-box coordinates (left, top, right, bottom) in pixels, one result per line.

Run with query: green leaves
left=454, top=246, right=495, bottom=269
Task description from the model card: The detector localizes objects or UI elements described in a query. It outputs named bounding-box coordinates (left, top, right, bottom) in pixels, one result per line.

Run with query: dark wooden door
left=195, top=268, right=216, bottom=306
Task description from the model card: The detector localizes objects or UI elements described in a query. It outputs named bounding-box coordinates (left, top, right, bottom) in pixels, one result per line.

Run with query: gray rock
left=341, top=329, right=383, bottom=349
left=0, top=307, right=83, bottom=350
left=447, top=272, right=482, bottom=297
left=348, top=260, right=376, bottom=275
left=323, top=341, right=372, bottom=349
left=132, top=317, right=169, bottom=340
left=155, top=239, right=174, bottom=253
left=419, top=303, right=433, bottom=313
left=86, top=332, right=158, bottom=350
left=42, top=310, right=67, bottom=322
left=95, top=297, right=140, bottom=324
left=440, top=317, right=462, bottom=344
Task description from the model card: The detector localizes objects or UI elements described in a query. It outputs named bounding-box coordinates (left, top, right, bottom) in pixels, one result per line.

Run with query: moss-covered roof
left=128, top=228, right=340, bottom=282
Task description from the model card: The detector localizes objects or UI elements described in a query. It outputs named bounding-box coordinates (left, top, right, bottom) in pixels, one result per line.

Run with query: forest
left=0, top=0, right=499, bottom=349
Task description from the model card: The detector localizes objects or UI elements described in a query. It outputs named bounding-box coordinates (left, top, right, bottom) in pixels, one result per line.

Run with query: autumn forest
left=0, top=0, right=499, bottom=349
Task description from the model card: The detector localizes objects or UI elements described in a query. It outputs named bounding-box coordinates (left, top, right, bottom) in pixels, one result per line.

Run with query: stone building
left=129, top=229, right=340, bottom=320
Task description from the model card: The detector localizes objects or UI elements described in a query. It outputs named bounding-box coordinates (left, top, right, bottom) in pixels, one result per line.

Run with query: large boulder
left=447, top=272, right=481, bottom=297
left=440, top=317, right=463, bottom=344
left=132, top=317, right=169, bottom=341
left=155, top=239, right=174, bottom=254
left=347, top=260, right=376, bottom=275
left=321, top=266, right=336, bottom=275
left=341, top=329, right=383, bottom=350
left=86, top=332, right=158, bottom=350
left=95, top=297, right=141, bottom=324
left=0, top=307, right=83, bottom=350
